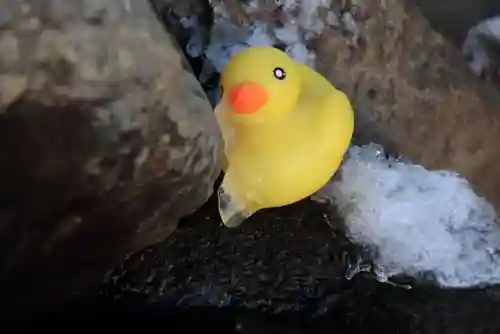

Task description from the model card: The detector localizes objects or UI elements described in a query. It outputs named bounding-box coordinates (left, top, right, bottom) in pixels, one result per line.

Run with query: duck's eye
left=273, top=67, right=286, bottom=80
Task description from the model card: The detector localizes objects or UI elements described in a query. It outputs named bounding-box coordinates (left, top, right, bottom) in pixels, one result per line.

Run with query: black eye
left=273, top=67, right=286, bottom=80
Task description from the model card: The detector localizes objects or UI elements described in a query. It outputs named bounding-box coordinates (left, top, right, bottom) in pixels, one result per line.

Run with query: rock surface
left=313, top=0, right=500, bottom=219
left=43, top=198, right=500, bottom=334
left=0, top=0, right=221, bottom=312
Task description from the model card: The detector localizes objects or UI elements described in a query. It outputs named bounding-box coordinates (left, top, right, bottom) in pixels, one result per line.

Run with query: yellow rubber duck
left=215, top=46, right=354, bottom=227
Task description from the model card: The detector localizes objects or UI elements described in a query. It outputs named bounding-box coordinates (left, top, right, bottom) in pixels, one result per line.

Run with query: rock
left=0, top=0, right=221, bottom=313
left=41, top=198, right=500, bottom=334
left=49, top=199, right=366, bottom=317
left=313, top=0, right=500, bottom=220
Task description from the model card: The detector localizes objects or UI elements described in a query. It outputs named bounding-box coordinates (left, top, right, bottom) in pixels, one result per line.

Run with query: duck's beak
left=229, top=82, right=268, bottom=114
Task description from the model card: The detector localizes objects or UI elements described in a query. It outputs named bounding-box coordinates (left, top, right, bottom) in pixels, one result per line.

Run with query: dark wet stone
left=29, top=196, right=500, bottom=334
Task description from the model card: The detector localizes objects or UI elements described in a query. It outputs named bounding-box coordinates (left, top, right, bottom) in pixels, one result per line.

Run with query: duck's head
left=220, top=46, right=301, bottom=123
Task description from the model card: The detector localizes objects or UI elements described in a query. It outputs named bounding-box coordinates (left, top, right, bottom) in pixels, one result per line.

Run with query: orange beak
left=228, top=82, right=268, bottom=114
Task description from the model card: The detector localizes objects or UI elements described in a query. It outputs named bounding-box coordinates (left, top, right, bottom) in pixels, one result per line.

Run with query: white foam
left=274, top=23, right=301, bottom=44
left=203, top=0, right=336, bottom=76
left=296, top=0, right=330, bottom=39
left=462, top=16, right=500, bottom=77
left=313, top=144, right=500, bottom=288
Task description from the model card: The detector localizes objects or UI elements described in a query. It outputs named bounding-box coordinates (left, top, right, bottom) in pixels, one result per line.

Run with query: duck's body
left=215, top=46, right=354, bottom=227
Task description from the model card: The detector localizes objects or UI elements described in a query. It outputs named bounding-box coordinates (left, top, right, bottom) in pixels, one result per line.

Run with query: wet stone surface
left=53, top=195, right=500, bottom=334
left=84, top=198, right=358, bottom=315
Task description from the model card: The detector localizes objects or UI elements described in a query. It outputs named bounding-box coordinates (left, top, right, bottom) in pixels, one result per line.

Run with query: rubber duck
left=215, top=46, right=354, bottom=227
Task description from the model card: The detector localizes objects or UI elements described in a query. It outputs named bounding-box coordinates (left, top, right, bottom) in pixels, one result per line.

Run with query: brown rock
left=0, top=0, right=221, bottom=312
left=314, top=0, right=500, bottom=217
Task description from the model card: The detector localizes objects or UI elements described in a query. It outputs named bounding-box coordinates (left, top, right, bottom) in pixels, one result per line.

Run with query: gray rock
left=0, top=0, right=221, bottom=312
